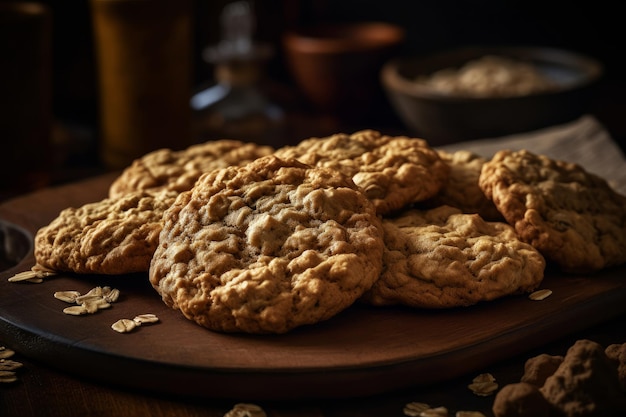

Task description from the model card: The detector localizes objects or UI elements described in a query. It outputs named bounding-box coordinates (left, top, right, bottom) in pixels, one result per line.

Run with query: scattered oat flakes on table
left=111, top=318, right=137, bottom=333
left=223, top=403, right=267, bottom=417
left=529, top=289, right=552, bottom=301
left=8, top=266, right=57, bottom=283
left=468, top=373, right=498, bottom=396
left=420, top=406, right=449, bottom=417
left=111, top=314, right=160, bottom=333
left=56, top=286, right=120, bottom=316
left=403, top=402, right=431, bottom=416
left=0, top=346, right=22, bottom=384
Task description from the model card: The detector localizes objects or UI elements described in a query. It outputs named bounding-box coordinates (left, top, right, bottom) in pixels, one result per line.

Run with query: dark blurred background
left=46, top=1, right=626, bottom=125
left=3, top=0, right=626, bottom=198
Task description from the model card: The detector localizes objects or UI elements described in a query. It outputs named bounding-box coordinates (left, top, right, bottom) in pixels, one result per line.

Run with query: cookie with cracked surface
left=108, top=139, right=274, bottom=198
left=478, top=149, right=626, bottom=273
left=34, top=189, right=178, bottom=274
left=421, top=150, right=503, bottom=221
left=149, top=155, right=384, bottom=334
left=361, top=205, right=545, bottom=308
left=274, top=130, right=449, bottom=215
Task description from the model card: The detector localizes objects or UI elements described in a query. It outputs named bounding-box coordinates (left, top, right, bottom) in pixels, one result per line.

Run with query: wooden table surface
left=1, top=315, right=624, bottom=417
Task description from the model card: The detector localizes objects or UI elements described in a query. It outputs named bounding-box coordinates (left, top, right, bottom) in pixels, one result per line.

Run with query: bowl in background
left=381, top=46, right=604, bottom=145
left=283, top=22, right=405, bottom=122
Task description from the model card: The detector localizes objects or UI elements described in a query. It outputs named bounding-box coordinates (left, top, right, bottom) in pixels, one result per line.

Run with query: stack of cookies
left=30, top=131, right=626, bottom=333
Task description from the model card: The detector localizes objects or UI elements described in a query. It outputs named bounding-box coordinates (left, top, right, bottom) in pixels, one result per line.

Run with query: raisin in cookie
left=149, top=155, right=384, bottom=334
left=34, top=189, right=178, bottom=274
left=478, top=149, right=626, bottom=273
left=420, top=150, right=503, bottom=221
left=108, top=139, right=274, bottom=198
left=274, top=130, right=449, bottom=215
left=361, top=205, right=545, bottom=308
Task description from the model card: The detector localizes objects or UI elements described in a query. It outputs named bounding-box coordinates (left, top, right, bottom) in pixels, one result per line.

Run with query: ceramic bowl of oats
left=381, top=46, right=603, bottom=145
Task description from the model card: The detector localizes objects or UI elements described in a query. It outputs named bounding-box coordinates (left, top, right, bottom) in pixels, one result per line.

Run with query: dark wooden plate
left=1, top=173, right=625, bottom=400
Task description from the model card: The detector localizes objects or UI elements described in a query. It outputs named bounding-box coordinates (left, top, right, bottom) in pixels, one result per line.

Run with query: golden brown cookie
left=149, top=155, right=384, bottom=334
left=478, top=149, right=626, bottom=273
left=274, top=130, right=449, bottom=215
left=421, top=150, right=503, bottom=221
left=108, top=139, right=274, bottom=198
left=34, top=189, right=178, bottom=274
left=361, top=205, right=545, bottom=308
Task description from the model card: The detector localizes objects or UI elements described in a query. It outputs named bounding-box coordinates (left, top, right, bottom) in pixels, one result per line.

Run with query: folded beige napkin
left=439, top=115, right=626, bottom=195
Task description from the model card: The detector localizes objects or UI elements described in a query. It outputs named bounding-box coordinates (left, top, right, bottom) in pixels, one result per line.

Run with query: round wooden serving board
left=1, top=173, right=626, bottom=400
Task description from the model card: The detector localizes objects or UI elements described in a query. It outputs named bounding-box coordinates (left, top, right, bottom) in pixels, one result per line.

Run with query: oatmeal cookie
left=34, top=189, right=178, bottom=274
left=149, top=155, right=384, bottom=334
left=108, top=139, right=274, bottom=198
left=478, top=149, right=626, bottom=273
left=421, top=150, right=503, bottom=221
left=274, top=130, right=449, bottom=215
left=361, top=205, right=545, bottom=308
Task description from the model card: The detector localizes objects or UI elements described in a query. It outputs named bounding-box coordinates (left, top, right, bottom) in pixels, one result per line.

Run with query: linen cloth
left=439, top=115, right=626, bottom=195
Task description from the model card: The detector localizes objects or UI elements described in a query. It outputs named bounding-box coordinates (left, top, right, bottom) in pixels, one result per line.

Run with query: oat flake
left=529, top=289, right=552, bottom=301
left=223, top=403, right=267, bottom=417
left=403, top=402, right=431, bottom=416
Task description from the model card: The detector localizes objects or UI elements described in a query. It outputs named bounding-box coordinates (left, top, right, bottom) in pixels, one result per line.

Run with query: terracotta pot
left=283, top=22, right=404, bottom=122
